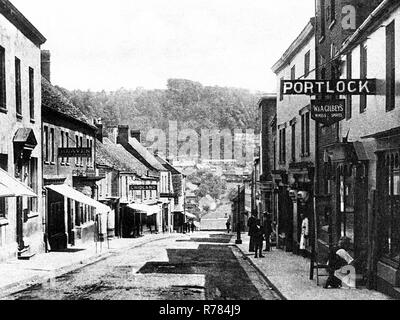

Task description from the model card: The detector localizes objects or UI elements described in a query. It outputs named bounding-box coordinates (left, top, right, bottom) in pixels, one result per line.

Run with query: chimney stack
left=94, top=118, right=103, bottom=143
left=41, top=50, right=51, bottom=82
left=130, top=130, right=141, bottom=143
left=117, top=125, right=129, bottom=145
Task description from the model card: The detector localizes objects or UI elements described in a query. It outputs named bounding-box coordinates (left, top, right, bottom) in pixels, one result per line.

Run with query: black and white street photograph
left=0, top=0, right=399, bottom=307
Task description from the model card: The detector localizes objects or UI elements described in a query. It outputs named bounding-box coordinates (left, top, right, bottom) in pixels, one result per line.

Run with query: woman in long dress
left=299, top=213, right=309, bottom=257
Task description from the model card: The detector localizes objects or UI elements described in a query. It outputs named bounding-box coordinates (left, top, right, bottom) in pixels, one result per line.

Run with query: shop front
left=372, top=129, right=400, bottom=297
left=45, top=184, right=111, bottom=251
left=315, top=141, right=370, bottom=283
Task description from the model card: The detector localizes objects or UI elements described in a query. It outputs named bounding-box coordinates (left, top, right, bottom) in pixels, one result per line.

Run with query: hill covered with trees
left=57, top=79, right=262, bottom=138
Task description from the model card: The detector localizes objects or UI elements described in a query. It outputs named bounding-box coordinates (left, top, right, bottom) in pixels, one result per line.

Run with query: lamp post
left=235, top=184, right=242, bottom=245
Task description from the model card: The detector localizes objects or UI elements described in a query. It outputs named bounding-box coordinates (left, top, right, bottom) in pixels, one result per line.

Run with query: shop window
left=75, top=134, right=79, bottom=165
left=291, top=123, right=296, bottom=163
left=346, top=53, right=352, bottom=120
left=80, top=136, right=83, bottom=166
left=29, top=67, right=34, bottom=121
left=360, top=43, right=368, bottom=113
left=28, top=158, right=38, bottom=212
left=0, top=154, right=7, bottom=218
left=339, top=166, right=355, bottom=245
left=386, top=21, right=395, bottom=112
left=60, top=131, right=65, bottom=164
left=320, top=0, right=326, bottom=39
left=304, top=51, right=310, bottom=77
left=44, top=126, right=49, bottom=163
left=66, top=132, right=70, bottom=165
left=0, top=46, right=5, bottom=112
left=15, top=57, right=21, bottom=118
left=279, top=128, right=286, bottom=164
left=381, top=151, right=400, bottom=262
left=50, top=128, right=55, bottom=163
left=330, top=0, right=336, bottom=23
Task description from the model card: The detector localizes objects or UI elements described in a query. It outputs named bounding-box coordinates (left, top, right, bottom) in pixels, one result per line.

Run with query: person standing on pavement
left=226, top=219, right=231, bottom=233
left=263, top=212, right=273, bottom=252
left=299, top=213, right=309, bottom=257
left=191, top=221, right=195, bottom=233
left=254, top=219, right=265, bottom=259
left=247, top=212, right=257, bottom=252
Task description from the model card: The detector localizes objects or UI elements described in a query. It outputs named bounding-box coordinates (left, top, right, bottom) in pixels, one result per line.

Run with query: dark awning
left=13, top=128, right=37, bottom=151
left=353, top=141, right=370, bottom=161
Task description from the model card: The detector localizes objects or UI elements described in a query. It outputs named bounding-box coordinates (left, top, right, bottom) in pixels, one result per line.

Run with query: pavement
left=0, top=232, right=176, bottom=298
left=233, top=233, right=392, bottom=300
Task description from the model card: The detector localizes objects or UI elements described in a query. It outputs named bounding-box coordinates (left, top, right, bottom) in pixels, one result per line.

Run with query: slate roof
left=126, top=138, right=167, bottom=172
left=41, top=77, right=95, bottom=129
left=101, top=138, right=150, bottom=177
left=154, top=155, right=182, bottom=175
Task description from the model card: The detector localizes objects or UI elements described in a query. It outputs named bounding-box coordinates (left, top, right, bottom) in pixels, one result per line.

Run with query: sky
left=12, top=0, right=315, bottom=93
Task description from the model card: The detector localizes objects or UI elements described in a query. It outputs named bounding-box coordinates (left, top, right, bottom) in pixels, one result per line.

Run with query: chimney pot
left=130, top=130, right=141, bottom=143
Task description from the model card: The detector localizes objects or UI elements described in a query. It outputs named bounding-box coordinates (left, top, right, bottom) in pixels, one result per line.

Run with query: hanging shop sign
left=281, top=79, right=377, bottom=96
left=311, top=99, right=346, bottom=126
left=129, top=185, right=158, bottom=191
left=58, top=148, right=92, bottom=158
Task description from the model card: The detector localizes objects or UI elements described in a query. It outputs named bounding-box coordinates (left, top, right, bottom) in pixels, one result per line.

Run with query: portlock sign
left=311, top=99, right=346, bottom=126
left=281, top=79, right=377, bottom=95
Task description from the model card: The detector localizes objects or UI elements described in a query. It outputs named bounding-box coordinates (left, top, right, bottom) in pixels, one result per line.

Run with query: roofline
left=258, top=94, right=277, bottom=108
left=0, top=0, right=46, bottom=46
left=339, top=0, right=399, bottom=56
left=271, top=18, right=315, bottom=74
left=42, top=105, right=98, bottom=131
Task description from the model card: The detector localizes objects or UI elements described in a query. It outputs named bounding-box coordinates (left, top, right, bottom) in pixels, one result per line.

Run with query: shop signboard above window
left=311, top=99, right=346, bottom=126
left=129, top=185, right=158, bottom=191
left=281, top=79, right=377, bottom=96
left=58, top=148, right=92, bottom=158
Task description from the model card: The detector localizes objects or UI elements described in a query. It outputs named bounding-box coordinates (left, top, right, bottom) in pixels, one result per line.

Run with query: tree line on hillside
left=57, top=79, right=262, bottom=142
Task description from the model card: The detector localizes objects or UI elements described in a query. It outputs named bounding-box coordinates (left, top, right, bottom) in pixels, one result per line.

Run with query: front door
left=67, top=199, right=75, bottom=246
left=16, top=196, right=24, bottom=251
left=48, top=190, right=67, bottom=251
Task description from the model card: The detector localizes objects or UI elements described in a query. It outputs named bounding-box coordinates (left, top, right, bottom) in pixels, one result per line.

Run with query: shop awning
left=185, top=212, right=197, bottom=219
left=0, top=168, right=37, bottom=197
left=46, top=184, right=110, bottom=214
left=127, top=203, right=161, bottom=216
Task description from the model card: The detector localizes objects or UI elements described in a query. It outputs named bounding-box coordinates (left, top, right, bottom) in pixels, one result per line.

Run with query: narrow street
left=2, top=232, right=280, bottom=301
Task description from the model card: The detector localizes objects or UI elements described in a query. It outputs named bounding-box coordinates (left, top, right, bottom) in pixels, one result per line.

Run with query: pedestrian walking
left=299, top=213, right=309, bottom=257
left=247, top=212, right=257, bottom=252
left=254, top=219, right=265, bottom=259
left=226, top=219, right=231, bottom=233
left=263, top=212, right=273, bottom=252
left=191, top=221, right=195, bottom=233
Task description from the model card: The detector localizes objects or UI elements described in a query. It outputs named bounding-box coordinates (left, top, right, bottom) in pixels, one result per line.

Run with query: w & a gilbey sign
left=311, top=100, right=346, bottom=126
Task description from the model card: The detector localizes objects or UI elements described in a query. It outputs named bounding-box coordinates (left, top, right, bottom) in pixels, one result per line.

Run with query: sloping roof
left=155, top=154, right=182, bottom=175
left=272, top=18, right=315, bottom=74
left=102, top=138, right=149, bottom=177
left=42, top=77, right=95, bottom=129
left=127, top=138, right=167, bottom=172
left=0, top=0, right=46, bottom=46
